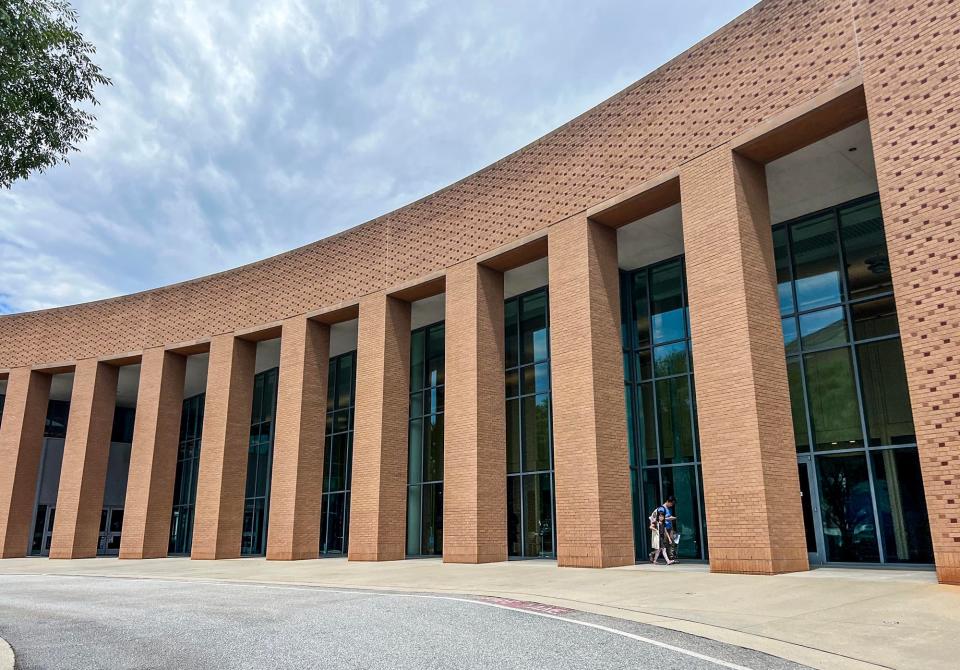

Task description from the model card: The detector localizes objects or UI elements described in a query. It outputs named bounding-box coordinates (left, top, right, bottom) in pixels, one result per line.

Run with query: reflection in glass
left=520, top=292, right=549, bottom=364
left=871, top=448, right=933, bottom=563
left=782, top=317, right=799, bottom=355
left=622, top=258, right=705, bottom=561
left=799, top=306, right=847, bottom=350
left=656, top=377, right=694, bottom=464
left=407, top=321, right=444, bottom=556
left=242, top=367, right=278, bottom=556
left=773, top=227, right=794, bottom=315
left=169, top=393, right=204, bottom=555
left=851, top=296, right=899, bottom=340
left=653, top=341, right=688, bottom=377
left=816, top=452, right=879, bottom=562
left=840, top=200, right=891, bottom=300
left=321, top=351, right=356, bottom=555
left=804, top=348, right=863, bottom=450
left=791, top=214, right=843, bottom=311
left=659, top=465, right=703, bottom=559
left=787, top=359, right=809, bottom=451
left=522, top=394, right=551, bottom=472
left=650, top=261, right=686, bottom=344
left=505, top=288, right=555, bottom=558
left=857, top=339, right=916, bottom=446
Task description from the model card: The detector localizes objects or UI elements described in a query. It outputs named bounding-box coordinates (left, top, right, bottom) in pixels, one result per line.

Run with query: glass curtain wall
left=320, top=351, right=356, bottom=555
left=621, top=257, right=707, bottom=561
left=29, top=399, right=70, bottom=555
left=241, top=368, right=278, bottom=556
left=169, top=393, right=205, bottom=555
left=776, top=194, right=933, bottom=564
left=505, top=288, right=556, bottom=558
left=407, top=322, right=444, bottom=556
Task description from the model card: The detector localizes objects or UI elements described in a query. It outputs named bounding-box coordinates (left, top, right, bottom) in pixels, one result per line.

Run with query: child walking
left=649, top=511, right=675, bottom=565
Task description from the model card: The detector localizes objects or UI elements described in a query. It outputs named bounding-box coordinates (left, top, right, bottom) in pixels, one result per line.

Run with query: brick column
left=855, top=0, right=960, bottom=584
left=266, top=316, right=330, bottom=560
left=49, top=360, right=118, bottom=559
left=191, top=334, right=256, bottom=560
left=548, top=216, right=635, bottom=568
left=680, top=146, right=808, bottom=575
left=348, top=292, right=410, bottom=561
left=0, top=368, right=52, bottom=558
left=119, top=348, right=186, bottom=559
left=443, top=261, right=507, bottom=563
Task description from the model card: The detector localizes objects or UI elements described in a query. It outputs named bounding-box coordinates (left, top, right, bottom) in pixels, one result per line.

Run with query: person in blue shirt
left=648, top=496, right=678, bottom=562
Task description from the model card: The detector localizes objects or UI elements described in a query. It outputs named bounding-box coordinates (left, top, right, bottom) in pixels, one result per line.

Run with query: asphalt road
left=0, top=574, right=810, bottom=670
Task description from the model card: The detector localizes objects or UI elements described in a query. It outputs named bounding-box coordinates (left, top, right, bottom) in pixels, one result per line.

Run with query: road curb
left=0, top=636, right=15, bottom=670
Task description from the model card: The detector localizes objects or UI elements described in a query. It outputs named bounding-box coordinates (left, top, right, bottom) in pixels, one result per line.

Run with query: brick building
left=0, top=0, right=957, bottom=584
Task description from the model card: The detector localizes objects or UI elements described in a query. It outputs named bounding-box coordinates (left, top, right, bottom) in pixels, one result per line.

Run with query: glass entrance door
left=97, top=507, right=124, bottom=556
left=30, top=505, right=56, bottom=556
left=797, top=456, right=824, bottom=565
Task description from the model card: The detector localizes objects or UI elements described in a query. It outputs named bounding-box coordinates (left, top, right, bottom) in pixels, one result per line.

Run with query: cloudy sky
left=0, top=0, right=757, bottom=315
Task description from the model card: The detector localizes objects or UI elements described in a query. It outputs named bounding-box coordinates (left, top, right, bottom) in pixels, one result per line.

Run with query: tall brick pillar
left=266, top=315, right=330, bottom=561
left=349, top=292, right=410, bottom=561
left=191, top=334, right=256, bottom=560
left=680, top=146, right=808, bottom=575
left=0, top=368, right=52, bottom=558
left=443, top=261, right=507, bottom=563
left=50, top=360, right=118, bottom=559
left=855, top=0, right=960, bottom=584
left=119, top=348, right=186, bottom=559
left=548, top=216, right=635, bottom=568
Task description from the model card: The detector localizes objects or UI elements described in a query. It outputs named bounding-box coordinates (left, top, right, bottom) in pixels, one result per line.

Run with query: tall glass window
left=169, top=393, right=204, bottom=556
left=0, top=393, right=5, bottom=428
left=320, top=351, right=356, bottom=555
left=505, top=288, right=556, bottom=558
left=241, top=367, right=278, bottom=556
left=407, top=322, right=444, bottom=556
left=776, top=194, right=932, bottom=564
left=621, top=256, right=707, bottom=561
left=44, top=399, right=70, bottom=438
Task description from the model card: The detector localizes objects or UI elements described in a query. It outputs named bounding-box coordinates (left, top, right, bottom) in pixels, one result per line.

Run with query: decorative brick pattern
left=681, top=147, right=809, bottom=575
left=0, top=0, right=859, bottom=369
left=0, top=369, right=52, bottom=558
left=191, top=335, right=256, bottom=560
left=348, top=293, right=411, bottom=561
left=548, top=217, right=635, bottom=568
left=119, top=348, right=186, bottom=559
left=443, top=261, right=507, bottom=563
left=49, top=360, right=118, bottom=559
left=266, top=316, right=330, bottom=561
left=854, top=0, right=960, bottom=584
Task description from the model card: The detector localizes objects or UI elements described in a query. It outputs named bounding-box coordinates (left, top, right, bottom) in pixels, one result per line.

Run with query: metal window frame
left=505, top=286, right=557, bottom=560
left=774, top=192, right=931, bottom=566
left=406, top=320, right=445, bottom=558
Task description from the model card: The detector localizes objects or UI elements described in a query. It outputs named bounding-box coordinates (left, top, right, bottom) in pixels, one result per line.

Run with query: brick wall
left=855, top=0, right=960, bottom=584
left=0, top=0, right=859, bottom=369
left=548, top=217, right=635, bottom=568
left=349, top=293, right=410, bottom=561
left=681, top=148, right=808, bottom=575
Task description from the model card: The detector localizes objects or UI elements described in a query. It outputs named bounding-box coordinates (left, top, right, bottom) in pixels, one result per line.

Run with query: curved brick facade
left=2, top=0, right=958, bottom=584
left=0, top=0, right=862, bottom=368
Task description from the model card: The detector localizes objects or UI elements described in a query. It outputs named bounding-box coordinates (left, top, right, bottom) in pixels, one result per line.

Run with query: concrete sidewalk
left=1, top=557, right=956, bottom=670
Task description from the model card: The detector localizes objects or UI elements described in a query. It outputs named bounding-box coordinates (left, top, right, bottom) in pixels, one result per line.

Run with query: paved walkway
left=0, top=557, right=956, bottom=670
